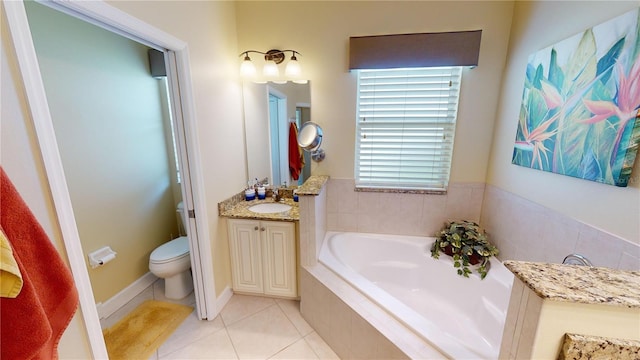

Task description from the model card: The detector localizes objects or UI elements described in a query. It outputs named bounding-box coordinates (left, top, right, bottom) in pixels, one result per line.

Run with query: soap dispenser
left=245, top=188, right=256, bottom=201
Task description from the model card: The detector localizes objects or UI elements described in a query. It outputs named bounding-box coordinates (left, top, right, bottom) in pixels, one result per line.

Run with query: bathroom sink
left=248, top=203, right=292, bottom=214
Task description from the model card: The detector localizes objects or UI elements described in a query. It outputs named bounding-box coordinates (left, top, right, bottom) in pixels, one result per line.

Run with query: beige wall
left=1, top=4, right=92, bottom=358
left=236, top=1, right=515, bottom=184
left=487, top=1, right=640, bottom=243
left=26, top=1, right=181, bottom=303
left=107, top=1, right=245, bottom=297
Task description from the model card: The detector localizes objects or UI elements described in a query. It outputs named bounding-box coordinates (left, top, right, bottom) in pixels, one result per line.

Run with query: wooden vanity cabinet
left=227, top=219, right=297, bottom=298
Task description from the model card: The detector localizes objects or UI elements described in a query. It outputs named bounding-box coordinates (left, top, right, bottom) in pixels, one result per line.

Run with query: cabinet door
left=261, top=221, right=297, bottom=298
left=227, top=219, right=263, bottom=294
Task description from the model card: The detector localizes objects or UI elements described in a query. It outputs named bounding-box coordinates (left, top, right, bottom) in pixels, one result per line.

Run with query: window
left=354, top=66, right=462, bottom=192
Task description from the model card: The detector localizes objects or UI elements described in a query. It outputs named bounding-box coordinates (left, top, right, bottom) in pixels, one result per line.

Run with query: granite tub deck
left=559, top=333, right=640, bottom=360
left=504, top=261, right=640, bottom=308
left=502, top=261, right=640, bottom=359
left=295, top=175, right=329, bottom=196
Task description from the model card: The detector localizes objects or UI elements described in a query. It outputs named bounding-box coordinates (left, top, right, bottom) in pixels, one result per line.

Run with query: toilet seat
left=150, top=236, right=189, bottom=264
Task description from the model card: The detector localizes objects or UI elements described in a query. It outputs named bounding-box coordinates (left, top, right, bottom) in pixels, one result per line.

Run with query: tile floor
left=101, top=280, right=339, bottom=360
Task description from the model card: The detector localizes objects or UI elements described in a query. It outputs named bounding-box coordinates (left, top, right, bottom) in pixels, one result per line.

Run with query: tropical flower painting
left=512, top=8, right=640, bottom=187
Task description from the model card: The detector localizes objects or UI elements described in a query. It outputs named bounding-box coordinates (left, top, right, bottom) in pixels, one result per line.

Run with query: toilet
left=149, top=201, right=193, bottom=299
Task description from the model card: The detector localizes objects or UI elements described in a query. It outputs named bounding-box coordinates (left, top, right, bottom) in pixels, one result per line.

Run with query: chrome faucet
left=562, top=253, right=593, bottom=266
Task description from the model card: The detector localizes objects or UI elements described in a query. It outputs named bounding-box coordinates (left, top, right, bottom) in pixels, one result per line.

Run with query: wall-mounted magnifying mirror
left=298, top=122, right=325, bottom=162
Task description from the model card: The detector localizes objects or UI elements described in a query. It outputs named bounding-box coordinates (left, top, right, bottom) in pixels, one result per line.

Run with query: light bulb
left=285, top=58, right=301, bottom=77
left=263, top=61, right=279, bottom=77
left=239, top=54, right=256, bottom=77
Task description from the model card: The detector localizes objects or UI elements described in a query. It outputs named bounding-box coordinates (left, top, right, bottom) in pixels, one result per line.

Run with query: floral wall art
left=512, top=8, right=640, bottom=187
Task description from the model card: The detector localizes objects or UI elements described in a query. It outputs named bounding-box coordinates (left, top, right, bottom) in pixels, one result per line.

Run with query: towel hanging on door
left=0, top=167, right=79, bottom=360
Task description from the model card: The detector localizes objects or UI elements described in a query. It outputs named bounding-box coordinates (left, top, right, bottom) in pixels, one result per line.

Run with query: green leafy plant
left=431, top=220, right=499, bottom=279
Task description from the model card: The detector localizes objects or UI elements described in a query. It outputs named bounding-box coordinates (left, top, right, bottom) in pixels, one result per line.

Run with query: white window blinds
left=355, top=67, right=462, bottom=192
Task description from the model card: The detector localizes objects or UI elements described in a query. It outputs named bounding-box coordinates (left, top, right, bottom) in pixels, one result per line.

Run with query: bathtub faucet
left=562, top=253, right=593, bottom=266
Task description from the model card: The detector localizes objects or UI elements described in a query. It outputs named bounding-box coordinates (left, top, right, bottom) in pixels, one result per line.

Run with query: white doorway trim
left=2, top=1, right=217, bottom=358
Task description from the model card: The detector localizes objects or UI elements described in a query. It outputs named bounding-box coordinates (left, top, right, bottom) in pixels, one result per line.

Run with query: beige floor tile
left=107, top=290, right=339, bottom=360
left=270, top=338, right=319, bottom=360
left=276, top=299, right=314, bottom=336
left=227, top=303, right=301, bottom=359
left=304, top=332, right=340, bottom=360
left=160, top=328, right=238, bottom=360
left=221, top=294, right=276, bottom=326
left=158, top=312, right=225, bottom=357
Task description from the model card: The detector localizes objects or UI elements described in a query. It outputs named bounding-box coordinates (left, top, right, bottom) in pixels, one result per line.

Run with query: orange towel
left=0, top=168, right=79, bottom=360
left=288, top=122, right=303, bottom=180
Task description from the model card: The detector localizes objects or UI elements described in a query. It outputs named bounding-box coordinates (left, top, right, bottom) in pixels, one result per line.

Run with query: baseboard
left=96, top=272, right=158, bottom=319
left=215, top=286, right=233, bottom=316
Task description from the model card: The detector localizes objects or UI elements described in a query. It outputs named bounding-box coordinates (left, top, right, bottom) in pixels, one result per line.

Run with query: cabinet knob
left=260, top=227, right=266, bottom=231
left=254, top=226, right=259, bottom=231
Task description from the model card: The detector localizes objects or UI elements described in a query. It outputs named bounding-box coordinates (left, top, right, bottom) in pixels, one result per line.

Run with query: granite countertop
left=559, top=333, right=640, bottom=360
left=296, top=175, right=329, bottom=195
left=219, top=197, right=299, bottom=222
left=504, top=261, right=640, bottom=308
left=217, top=176, right=328, bottom=221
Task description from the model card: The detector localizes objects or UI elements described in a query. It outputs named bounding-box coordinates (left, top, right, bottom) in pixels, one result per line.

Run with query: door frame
left=3, top=1, right=217, bottom=358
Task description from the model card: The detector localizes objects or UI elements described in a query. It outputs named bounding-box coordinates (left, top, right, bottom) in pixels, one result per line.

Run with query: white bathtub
left=319, top=231, right=514, bottom=359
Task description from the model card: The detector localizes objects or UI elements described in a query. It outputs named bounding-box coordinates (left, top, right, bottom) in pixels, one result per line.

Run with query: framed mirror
left=243, top=81, right=311, bottom=186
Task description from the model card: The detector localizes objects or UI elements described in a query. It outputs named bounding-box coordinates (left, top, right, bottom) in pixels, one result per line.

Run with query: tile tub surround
left=297, top=176, right=329, bottom=268
left=504, top=261, right=640, bottom=308
left=481, top=185, right=640, bottom=271
left=325, top=178, right=485, bottom=237
left=559, top=333, right=640, bottom=360
left=322, top=179, right=640, bottom=270
left=299, top=265, right=444, bottom=359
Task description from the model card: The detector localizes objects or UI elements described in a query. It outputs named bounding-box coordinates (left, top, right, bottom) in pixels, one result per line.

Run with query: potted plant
left=430, top=220, right=499, bottom=279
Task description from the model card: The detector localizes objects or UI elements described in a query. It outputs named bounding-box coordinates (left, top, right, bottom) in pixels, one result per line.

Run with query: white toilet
left=149, top=201, right=193, bottom=299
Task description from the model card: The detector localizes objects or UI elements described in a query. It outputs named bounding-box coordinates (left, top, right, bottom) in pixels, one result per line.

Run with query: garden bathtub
left=318, top=231, right=514, bottom=359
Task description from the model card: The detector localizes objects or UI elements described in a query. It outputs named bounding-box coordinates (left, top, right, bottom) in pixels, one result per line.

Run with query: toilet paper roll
left=88, top=246, right=118, bottom=268
left=98, top=253, right=116, bottom=265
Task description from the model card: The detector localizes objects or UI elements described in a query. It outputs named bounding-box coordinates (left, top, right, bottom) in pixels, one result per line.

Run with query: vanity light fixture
left=239, top=49, right=304, bottom=82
